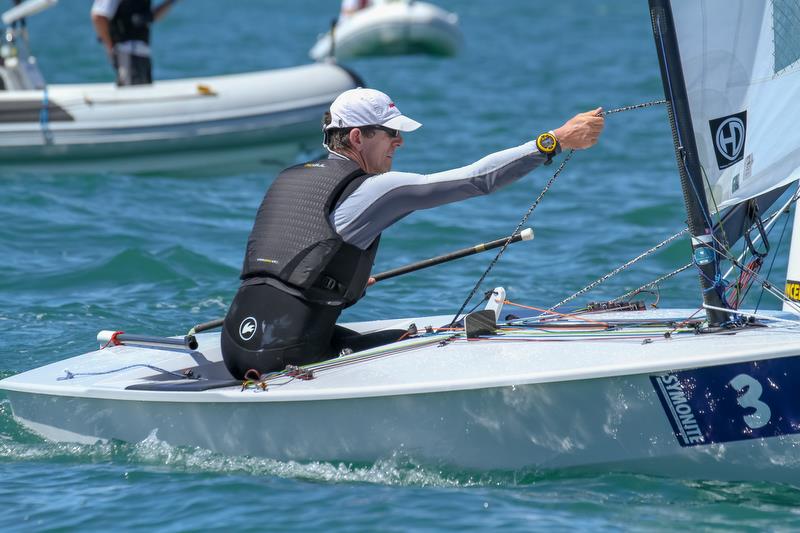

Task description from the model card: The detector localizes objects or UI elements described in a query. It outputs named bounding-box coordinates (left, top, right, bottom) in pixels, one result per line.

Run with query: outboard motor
left=0, top=0, right=56, bottom=91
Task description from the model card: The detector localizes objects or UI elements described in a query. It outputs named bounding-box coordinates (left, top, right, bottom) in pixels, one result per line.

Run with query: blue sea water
left=2, top=0, right=800, bottom=530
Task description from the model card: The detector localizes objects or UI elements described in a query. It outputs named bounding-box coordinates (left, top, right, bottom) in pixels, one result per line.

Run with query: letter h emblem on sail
left=709, top=111, right=747, bottom=169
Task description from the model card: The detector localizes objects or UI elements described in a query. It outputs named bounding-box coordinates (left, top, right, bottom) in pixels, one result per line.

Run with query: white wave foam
left=126, top=429, right=474, bottom=487
left=0, top=415, right=481, bottom=487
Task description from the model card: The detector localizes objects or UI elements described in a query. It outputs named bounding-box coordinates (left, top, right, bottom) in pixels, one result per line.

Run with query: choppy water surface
left=2, top=1, right=798, bottom=530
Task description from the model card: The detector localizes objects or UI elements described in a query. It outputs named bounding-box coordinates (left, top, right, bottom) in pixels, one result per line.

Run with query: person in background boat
left=221, top=87, right=604, bottom=379
left=339, top=0, right=371, bottom=20
left=90, top=0, right=179, bottom=86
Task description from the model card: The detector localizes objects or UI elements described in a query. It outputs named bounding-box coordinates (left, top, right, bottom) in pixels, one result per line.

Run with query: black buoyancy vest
left=110, top=0, right=152, bottom=45
left=241, top=158, right=380, bottom=306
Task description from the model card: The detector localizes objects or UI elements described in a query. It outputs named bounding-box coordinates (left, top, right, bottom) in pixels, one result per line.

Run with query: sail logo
left=239, top=317, right=257, bottom=341
left=709, top=111, right=747, bottom=169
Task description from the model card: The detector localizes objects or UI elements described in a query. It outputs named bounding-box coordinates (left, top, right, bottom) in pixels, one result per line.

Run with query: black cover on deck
left=126, top=378, right=240, bottom=391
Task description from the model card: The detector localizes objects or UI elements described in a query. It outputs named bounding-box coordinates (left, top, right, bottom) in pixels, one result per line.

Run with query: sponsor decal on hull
left=651, top=356, right=800, bottom=447
left=786, top=279, right=800, bottom=302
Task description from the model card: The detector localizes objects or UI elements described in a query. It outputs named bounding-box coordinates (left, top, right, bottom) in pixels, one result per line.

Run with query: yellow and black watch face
left=536, top=132, right=557, bottom=153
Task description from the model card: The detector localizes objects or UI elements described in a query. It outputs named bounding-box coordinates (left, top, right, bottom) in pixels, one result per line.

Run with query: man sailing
left=221, top=87, right=604, bottom=379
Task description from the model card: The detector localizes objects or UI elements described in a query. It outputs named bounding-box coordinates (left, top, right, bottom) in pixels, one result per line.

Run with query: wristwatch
left=536, top=132, right=558, bottom=165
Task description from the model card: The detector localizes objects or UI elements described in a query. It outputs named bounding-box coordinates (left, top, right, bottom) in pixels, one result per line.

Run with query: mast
left=648, top=0, right=730, bottom=326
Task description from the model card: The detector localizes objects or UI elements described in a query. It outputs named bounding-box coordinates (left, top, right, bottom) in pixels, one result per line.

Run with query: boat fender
left=97, top=329, right=125, bottom=348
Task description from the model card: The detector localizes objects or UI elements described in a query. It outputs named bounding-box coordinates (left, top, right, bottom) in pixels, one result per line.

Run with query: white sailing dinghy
left=4, top=0, right=800, bottom=483
left=309, top=0, right=461, bottom=61
left=0, top=0, right=362, bottom=174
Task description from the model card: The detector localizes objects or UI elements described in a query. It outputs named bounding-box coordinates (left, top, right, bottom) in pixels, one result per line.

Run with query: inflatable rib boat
left=310, top=0, right=461, bottom=61
left=0, top=0, right=361, bottom=175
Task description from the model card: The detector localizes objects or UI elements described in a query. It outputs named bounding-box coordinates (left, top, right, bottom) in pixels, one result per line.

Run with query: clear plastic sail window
left=773, top=0, right=800, bottom=74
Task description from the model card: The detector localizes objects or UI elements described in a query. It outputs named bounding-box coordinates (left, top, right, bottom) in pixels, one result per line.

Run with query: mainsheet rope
left=449, top=99, right=667, bottom=326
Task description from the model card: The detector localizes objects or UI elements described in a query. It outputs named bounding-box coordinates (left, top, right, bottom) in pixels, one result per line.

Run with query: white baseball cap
left=326, top=87, right=422, bottom=132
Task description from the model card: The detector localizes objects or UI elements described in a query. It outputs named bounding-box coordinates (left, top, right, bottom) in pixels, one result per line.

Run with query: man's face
left=359, top=127, right=404, bottom=174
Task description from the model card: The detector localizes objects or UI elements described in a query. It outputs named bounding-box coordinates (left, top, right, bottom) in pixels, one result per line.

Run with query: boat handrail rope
left=449, top=100, right=667, bottom=326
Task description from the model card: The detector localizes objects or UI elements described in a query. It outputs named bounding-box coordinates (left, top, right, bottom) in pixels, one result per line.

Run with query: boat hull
left=4, top=309, right=800, bottom=482
left=310, top=1, right=461, bottom=61
left=5, top=368, right=800, bottom=483
left=0, top=63, right=360, bottom=175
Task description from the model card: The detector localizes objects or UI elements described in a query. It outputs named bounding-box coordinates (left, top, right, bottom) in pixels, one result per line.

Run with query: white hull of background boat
left=3, top=307, right=800, bottom=482
left=309, top=1, right=460, bottom=61
left=0, top=63, right=360, bottom=174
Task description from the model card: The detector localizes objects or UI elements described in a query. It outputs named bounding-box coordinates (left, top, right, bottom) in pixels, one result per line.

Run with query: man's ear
left=348, top=128, right=362, bottom=148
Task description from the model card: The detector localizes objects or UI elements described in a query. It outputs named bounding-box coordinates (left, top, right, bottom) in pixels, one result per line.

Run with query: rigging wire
left=448, top=100, right=667, bottom=326
left=754, top=209, right=792, bottom=313
left=721, top=190, right=799, bottom=280
left=610, top=175, right=800, bottom=313
left=547, top=228, right=688, bottom=312
left=612, top=262, right=693, bottom=303
left=706, top=230, right=800, bottom=314
left=447, top=148, right=575, bottom=326
left=708, top=191, right=800, bottom=313
left=503, top=300, right=610, bottom=327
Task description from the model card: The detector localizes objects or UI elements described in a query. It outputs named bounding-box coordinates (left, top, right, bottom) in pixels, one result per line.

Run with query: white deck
left=3, top=309, right=800, bottom=403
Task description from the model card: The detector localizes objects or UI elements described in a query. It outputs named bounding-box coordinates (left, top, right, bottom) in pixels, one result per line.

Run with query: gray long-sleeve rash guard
left=330, top=140, right=551, bottom=250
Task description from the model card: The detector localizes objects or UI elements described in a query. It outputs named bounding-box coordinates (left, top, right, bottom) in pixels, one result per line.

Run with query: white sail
left=671, top=1, right=800, bottom=213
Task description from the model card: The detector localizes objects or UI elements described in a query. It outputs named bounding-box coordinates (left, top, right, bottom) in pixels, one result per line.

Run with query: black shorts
left=221, top=282, right=342, bottom=379
left=220, top=282, right=410, bottom=380
left=113, top=51, right=152, bottom=86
